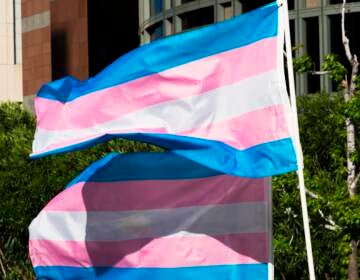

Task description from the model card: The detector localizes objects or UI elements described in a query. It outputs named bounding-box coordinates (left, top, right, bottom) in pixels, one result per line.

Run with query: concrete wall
left=0, top=0, right=23, bottom=102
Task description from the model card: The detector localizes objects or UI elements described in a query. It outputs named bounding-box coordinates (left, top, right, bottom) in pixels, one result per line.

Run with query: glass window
left=181, top=7, right=214, bottom=31
left=284, top=20, right=296, bottom=96
left=288, top=0, right=295, bottom=10
left=305, top=17, right=320, bottom=93
left=165, top=18, right=173, bottom=35
left=148, top=22, right=164, bottom=41
left=223, top=3, right=233, bottom=20
left=164, top=0, right=171, bottom=10
left=329, top=0, right=360, bottom=4
left=241, top=0, right=273, bottom=13
left=329, top=14, right=342, bottom=56
left=347, top=12, right=360, bottom=55
left=330, top=13, right=360, bottom=72
left=290, top=19, right=295, bottom=51
left=150, top=0, right=163, bottom=16
left=306, top=0, right=319, bottom=8
left=329, top=14, right=346, bottom=90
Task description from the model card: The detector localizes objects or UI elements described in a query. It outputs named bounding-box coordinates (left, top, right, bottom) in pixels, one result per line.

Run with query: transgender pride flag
left=29, top=152, right=272, bottom=280
left=31, top=1, right=297, bottom=178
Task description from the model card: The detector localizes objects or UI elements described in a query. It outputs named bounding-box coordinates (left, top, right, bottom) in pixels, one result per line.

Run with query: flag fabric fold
left=31, top=1, right=298, bottom=178
left=29, top=152, right=272, bottom=280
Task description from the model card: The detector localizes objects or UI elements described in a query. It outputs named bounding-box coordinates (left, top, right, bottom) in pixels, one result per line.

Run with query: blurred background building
left=139, top=0, right=360, bottom=95
left=20, top=0, right=138, bottom=111
left=0, top=0, right=22, bottom=102
left=2, top=0, right=360, bottom=109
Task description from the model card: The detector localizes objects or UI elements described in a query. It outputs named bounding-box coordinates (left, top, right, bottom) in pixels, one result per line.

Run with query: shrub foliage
left=0, top=102, right=160, bottom=279
left=0, top=99, right=359, bottom=279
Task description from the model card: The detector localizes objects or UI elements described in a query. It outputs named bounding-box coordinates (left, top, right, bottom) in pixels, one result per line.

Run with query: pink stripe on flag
left=186, top=104, right=290, bottom=149
left=29, top=233, right=268, bottom=268
left=36, top=37, right=277, bottom=131
left=44, top=175, right=266, bottom=211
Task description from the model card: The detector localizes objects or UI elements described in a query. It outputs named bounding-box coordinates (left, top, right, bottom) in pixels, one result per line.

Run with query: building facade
left=21, top=0, right=88, bottom=110
left=0, top=0, right=22, bottom=102
left=20, top=0, right=139, bottom=111
left=139, top=0, right=360, bottom=95
left=13, top=0, right=360, bottom=109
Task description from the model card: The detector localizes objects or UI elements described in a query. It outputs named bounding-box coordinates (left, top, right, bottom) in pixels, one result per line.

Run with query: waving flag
left=31, top=2, right=297, bottom=177
left=29, top=152, right=272, bottom=280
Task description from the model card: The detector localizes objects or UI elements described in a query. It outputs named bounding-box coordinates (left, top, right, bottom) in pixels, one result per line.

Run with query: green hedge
left=273, top=93, right=360, bottom=279
left=0, top=102, right=160, bottom=279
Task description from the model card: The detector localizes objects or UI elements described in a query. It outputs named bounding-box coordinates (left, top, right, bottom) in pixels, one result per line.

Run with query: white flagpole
left=268, top=178, right=274, bottom=280
left=280, top=1, right=316, bottom=279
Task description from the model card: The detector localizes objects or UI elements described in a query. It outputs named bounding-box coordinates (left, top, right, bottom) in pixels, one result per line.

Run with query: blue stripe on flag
left=66, top=152, right=223, bottom=188
left=34, top=133, right=297, bottom=180
left=37, top=2, right=278, bottom=102
left=34, top=264, right=268, bottom=280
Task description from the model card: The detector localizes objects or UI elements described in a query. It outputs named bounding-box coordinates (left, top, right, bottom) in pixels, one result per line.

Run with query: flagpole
left=280, top=0, right=316, bottom=279
left=268, top=178, right=274, bottom=280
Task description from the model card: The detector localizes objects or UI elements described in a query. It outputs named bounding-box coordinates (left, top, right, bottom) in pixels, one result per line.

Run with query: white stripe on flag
left=33, top=70, right=289, bottom=153
left=30, top=202, right=268, bottom=241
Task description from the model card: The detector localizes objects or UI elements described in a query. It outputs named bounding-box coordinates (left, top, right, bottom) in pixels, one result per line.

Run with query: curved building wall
left=139, top=0, right=360, bottom=94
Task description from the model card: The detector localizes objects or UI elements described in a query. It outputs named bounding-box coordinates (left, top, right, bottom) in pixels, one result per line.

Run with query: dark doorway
left=51, top=30, right=68, bottom=80
left=88, top=0, right=139, bottom=76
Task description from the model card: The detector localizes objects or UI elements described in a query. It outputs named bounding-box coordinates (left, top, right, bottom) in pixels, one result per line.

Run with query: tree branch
left=342, top=2, right=359, bottom=279
left=297, top=187, right=340, bottom=230
left=0, top=248, right=6, bottom=278
left=349, top=171, right=360, bottom=194
left=342, top=1, right=353, bottom=64
left=318, top=210, right=339, bottom=231
left=342, top=0, right=358, bottom=198
left=342, top=0, right=359, bottom=99
left=305, top=187, right=319, bottom=199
